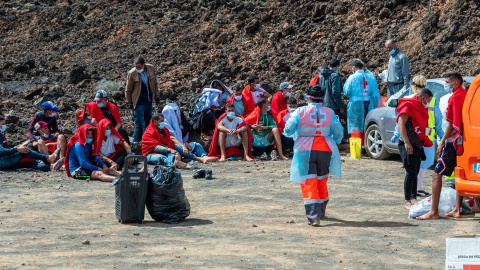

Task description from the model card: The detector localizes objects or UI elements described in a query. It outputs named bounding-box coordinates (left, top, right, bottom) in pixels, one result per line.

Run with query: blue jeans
left=190, top=142, right=207, bottom=157
left=146, top=145, right=200, bottom=166
left=133, top=103, right=153, bottom=143
left=0, top=151, right=50, bottom=171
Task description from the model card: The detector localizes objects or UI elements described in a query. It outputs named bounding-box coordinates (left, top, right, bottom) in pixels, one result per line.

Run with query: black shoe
left=193, top=169, right=206, bottom=179
left=417, top=190, right=431, bottom=197
left=205, top=170, right=213, bottom=180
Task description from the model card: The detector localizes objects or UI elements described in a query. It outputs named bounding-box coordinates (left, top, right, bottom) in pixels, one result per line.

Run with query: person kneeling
left=208, top=103, right=253, bottom=162
left=96, top=119, right=133, bottom=170
left=246, top=98, right=288, bottom=160
left=0, top=116, right=58, bottom=171
left=65, top=125, right=120, bottom=182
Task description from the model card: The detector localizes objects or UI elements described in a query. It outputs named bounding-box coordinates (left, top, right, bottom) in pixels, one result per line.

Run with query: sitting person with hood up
left=96, top=119, right=134, bottom=171
left=65, top=125, right=120, bottom=182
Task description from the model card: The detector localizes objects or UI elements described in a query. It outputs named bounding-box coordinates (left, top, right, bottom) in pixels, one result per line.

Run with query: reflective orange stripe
left=301, top=178, right=329, bottom=201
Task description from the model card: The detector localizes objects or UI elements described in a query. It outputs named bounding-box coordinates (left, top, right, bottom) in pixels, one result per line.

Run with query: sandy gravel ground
left=1, top=154, right=479, bottom=270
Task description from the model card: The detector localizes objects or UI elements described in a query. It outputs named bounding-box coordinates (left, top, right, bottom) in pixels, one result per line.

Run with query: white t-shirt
left=439, top=93, right=456, bottom=142
left=251, top=89, right=266, bottom=104
left=219, top=116, right=243, bottom=148
left=100, top=134, right=121, bottom=156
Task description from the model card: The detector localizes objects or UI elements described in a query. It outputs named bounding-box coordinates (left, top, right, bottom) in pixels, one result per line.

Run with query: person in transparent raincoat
left=343, top=60, right=382, bottom=145
left=284, top=85, right=343, bottom=226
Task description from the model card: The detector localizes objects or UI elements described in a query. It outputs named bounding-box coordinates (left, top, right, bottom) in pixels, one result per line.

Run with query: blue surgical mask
left=227, top=112, right=235, bottom=119
left=254, top=84, right=261, bottom=90
left=389, top=49, right=396, bottom=55
left=49, top=112, right=56, bottom=118
left=444, top=83, right=453, bottom=93
left=288, top=108, right=296, bottom=114
left=285, top=92, right=291, bottom=97
left=267, top=106, right=271, bottom=112
left=158, top=122, right=165, bottom=129
left=234, top=95, right=242, bottom=101
left=1, top=125, right=6, bottom=133
left=105, top=129, right=111, bottom=136
left=97, top=102, right=104, bottom=108
left=86, top=138, right=93, bottom=144
left=335, top=70, right=338, bottom=74
left=136, top=69, right=144, bottom=74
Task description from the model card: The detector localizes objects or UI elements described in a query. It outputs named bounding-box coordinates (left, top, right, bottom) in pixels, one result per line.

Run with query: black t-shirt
left=403, top=117, right=423, bottom=149
left=101, top=107, right=117, bottom=127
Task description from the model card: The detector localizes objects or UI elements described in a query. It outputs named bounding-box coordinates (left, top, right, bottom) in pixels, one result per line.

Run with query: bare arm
left=440, top=123, right=454, bottom=143
left=119, top=140, right=131, bottom=153
left=217, top=122, right=231, bottom=133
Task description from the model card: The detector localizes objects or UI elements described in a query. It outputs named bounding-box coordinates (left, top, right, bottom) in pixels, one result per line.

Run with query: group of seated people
left=0, top=76, right=300, bottom=182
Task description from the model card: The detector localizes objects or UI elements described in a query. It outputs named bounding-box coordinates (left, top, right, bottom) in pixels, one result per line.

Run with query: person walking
left=125, top=56, right=161, bottom=143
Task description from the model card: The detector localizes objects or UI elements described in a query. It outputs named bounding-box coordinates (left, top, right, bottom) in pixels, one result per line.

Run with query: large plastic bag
left=145, top=164, right=190, bottom=224
left=409, top=187, right=457, bottom=219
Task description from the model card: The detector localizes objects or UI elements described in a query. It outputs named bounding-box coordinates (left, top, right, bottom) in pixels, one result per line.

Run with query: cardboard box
left=446, top=236, right=480, bottom=270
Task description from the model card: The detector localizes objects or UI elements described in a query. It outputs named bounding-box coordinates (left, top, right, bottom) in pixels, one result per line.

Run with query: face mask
left=42, top=133, right=49, bottom=139
left=227, top=112, right=235, bottom=119
left=158, top=122, right=165, bottom=129
left=254, top=84, right=261, bottom=90
left=105, top=130, right=111, bottom=136
left=136, top=69, right=144, bottom=74
left=267, top=106, right=271, bottom=112
left=1, top=125, right=6, bottom=133
left=86, top=115, right=92, bottom=119
left=444, top=83, right=453, bottom=93
left=86, top=138, right=93, bottom=144
left=389, top=49, right=396, bottom=55
left=285, top=92, right=291, bottom=97
left=335, top=70, right=338, bottom=74
left=234, top=95, right=242, bottom=101
left=352, top=67, right=355, bottom=74
left=50, top=112, right=56, bottom=118
left=288, top=108, right=296, bottom=113
left=97, top=102, right=104, bottom=108
left=423, top=102, right=429, bottom=108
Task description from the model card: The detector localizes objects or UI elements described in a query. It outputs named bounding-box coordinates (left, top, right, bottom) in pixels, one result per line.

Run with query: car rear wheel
left=365, top=124, right=392, bottom=160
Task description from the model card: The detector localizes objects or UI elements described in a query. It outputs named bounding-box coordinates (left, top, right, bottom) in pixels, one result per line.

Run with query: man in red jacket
left=270, top=82, right=293, bottom=120
left=225, top=85, right=254, bottom=118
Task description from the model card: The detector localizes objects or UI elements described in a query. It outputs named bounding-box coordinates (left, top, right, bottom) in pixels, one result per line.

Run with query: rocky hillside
left=1, top=0, right=479, bottom=145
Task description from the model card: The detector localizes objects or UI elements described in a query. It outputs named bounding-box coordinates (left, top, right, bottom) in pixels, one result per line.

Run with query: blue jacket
left=68, top=142, right=104, bottom=173
left=0, top=133, right=17, bottom=157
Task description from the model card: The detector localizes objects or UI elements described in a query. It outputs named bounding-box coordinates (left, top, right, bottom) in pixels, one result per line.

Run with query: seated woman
left=163, top=103, right=210, bottom=161
left=142, top=113, right=216, bottom=168
left=245, top=98, right=288, bottom=160
left=96, top=119, right=133, bottom=170
left=65, top=125, right=120, bottom=182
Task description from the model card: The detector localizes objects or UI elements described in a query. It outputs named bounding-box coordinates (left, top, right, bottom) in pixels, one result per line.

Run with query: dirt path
left=1, top=155, right=478, bottom=269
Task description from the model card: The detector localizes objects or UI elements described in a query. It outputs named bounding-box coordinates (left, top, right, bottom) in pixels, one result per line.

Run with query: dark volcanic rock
left=69, top=66, right=90, bottom=84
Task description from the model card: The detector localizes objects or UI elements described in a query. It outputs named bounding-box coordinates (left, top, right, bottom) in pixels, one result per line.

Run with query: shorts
left=434, top=143, right=456, bottom=176
left=252, top=133, right=273, bottom=147
left=71, top=167, right=93, bottom=180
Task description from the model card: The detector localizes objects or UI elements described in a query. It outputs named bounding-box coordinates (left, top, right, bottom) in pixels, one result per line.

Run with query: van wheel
left=365, top=124, right=392, bottom=160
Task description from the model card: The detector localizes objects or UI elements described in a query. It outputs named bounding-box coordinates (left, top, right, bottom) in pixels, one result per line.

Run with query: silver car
left=363, top=77, right=475, bottom=160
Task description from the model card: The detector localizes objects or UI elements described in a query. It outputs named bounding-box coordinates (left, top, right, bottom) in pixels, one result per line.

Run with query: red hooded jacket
left=142, top=121, right=175, bottom=157
left=64, top=124, right=99, bottom=177
left=396, top=95, right=433, bottom=148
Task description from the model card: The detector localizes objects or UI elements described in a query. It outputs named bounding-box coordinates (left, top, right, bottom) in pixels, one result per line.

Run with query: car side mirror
left=390, top=99, right=399, bottom=108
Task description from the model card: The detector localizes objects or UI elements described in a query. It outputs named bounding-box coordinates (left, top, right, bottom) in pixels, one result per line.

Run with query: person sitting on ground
left=245, top=98, right=288, bottom=160
left=64, top=125, right=120, bottom=182
left=242, top=75, right=271, bottom=111
left=278, top=97, right=298, bottom=158
left=75, top=102, right=104, bottom=127
left=397, top=88, right=434, bottom=209
left=193, top=87, right=224, bottom=141
left=27, top=101, right=67, bottom=161
left=208, top=103, right=254, bottom=162
left=163, top=103, right=209, bottom=161
left=27, top=121, right=65, bottom=165
left=225, top=84, right=255, bottom=118
left=210, top=79, right=233, bottom=107
left=270, top=82, right=293, bottom=120
left=93, top=90, right=130, bottom=143
left=0, top=116, right=60, bottom=171
left=143, top=113, right=216, bottom=167
left=96, top=119, right=134, bottom=171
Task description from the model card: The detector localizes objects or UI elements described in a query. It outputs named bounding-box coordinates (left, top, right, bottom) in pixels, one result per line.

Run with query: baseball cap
left=95, top=90, right=107, bottom=100
left=41, top=101, right=59, bottom=111
left=279, top=82, right=294, bottom=90
left=34, top=121, right=48, bottom=130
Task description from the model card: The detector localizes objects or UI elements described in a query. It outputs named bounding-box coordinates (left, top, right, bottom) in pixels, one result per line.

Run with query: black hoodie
left=318, top=67, right=345, bottom=111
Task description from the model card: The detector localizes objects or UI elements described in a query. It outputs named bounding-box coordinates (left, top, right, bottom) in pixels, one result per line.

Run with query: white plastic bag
left=378, top=70, right=388, bottom=83
left=408, top=187, right=457, bottom=218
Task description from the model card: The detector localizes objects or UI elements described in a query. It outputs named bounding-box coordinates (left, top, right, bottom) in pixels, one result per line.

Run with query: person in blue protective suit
left=343, top=59, right=382, bottom=146
left=391, top=75, right=444, bottom=197
left=284, top=85, right=343, bottom=227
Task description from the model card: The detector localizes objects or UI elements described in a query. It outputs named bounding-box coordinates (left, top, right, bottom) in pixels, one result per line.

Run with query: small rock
left=244, top=171, right=251, bottom=173
left=55, top=184, right=63, bottom=190
left=386, top=242, right=392, bottom=246
left=14, top=64, right=29, bottom=73
left=6, top=209, right=11, bottom=212
left=261, top=230, right=265, bottom=233
left=82, top=240, right=90, bottom=245
left=24, top=59, right=35, bottom=69
left=252, top=224, right=257, bottom=227
left=245, top=20, right=260, bottom=34
left=133, top=232, right=140, bottom=236
left=216, top=33, right=228, bottom=45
